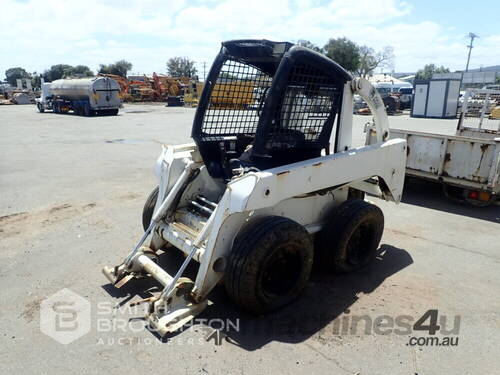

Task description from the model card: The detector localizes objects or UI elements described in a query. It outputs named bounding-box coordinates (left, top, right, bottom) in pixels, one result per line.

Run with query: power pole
left=465, top=32, right=478, bottom=72
left=202, top=62, right=207, bottom=81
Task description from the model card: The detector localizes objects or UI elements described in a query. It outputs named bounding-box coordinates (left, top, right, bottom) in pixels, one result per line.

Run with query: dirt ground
left=1, top=104, right=499, bottom=374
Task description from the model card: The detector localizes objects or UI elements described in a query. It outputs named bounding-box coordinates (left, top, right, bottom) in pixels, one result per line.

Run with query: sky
left=1, top=0, right=499, bottom=79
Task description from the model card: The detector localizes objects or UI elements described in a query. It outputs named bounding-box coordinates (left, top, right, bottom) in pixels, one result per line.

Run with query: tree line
left=4, top=60, right=134, bottom=88
left=4, top=38, right=456, bottom=89
left=298, top=38, right=455, bottom=80
left=163, top=38, right=454, bottom=80
left=297, top=38, right=395, bottom=78
left=164, top=38, right=396, bottom=79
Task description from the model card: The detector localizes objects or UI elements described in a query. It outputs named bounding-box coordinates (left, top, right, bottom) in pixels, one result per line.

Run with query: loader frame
left=102, top=40, right=406, bottom=336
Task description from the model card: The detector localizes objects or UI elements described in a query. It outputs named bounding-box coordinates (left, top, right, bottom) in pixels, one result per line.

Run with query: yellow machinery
left=490, top=106, right=500, bottom=119
left=210, top=81, right=255, bottom=109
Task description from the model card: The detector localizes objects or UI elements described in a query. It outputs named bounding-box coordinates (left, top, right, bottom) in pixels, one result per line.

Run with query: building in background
left=434, top=65, right=499, bottom=89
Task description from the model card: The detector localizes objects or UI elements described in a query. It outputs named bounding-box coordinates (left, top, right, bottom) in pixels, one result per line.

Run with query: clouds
left=0, top=0, right=498, bottom=77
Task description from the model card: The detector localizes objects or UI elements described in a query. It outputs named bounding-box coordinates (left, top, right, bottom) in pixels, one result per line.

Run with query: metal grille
left=272, top=63, right=341, bottom=145
left=201, top=59, right=272, bottom=136
left=460, top=89, right=500, bottom=131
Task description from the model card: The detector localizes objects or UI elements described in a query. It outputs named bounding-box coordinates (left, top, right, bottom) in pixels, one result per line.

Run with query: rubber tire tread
left=225, top=216, right=313, bottom=314
left=317, top=199, right=384, bottom=273
left=142, top=186, right=159, bottom=231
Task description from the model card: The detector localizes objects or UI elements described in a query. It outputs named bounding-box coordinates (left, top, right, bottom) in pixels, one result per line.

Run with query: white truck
left=384, top=89, right=500, bottom=206
left=36, top=77, right=121, bottom=116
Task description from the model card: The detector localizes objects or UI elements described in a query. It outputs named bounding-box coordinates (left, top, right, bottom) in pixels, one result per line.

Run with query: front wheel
left=37, top=102, right=44, bottom=113
left=225, top=216, right=314, bottom=314
left=142, top=186, right=159, bottom=230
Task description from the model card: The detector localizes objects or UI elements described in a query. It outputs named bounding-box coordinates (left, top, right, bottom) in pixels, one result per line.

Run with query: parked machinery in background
left=128, top=75, right=158, bottom=102
left=183, top=81, right=204, bottom=107
left=355, top=85, right=401, bottom=115
left=153, top=73, right=187, bottom=106
left=98, top=73, right=133, bottom=102
left=36, top=77, right=121, bottom=116
left=381, top=94, right=401, bottom=115
left=397, top=87, right=413, bottom=110
left=124, top=73, right=197, bottom=105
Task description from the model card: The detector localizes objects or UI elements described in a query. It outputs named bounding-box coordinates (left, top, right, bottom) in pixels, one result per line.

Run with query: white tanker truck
left=36, top=76, right=121, bottom=116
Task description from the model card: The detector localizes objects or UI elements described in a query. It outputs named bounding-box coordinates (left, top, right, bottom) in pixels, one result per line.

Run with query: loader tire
left=142, top=186, right=159, bottom=231
left=317, top=199, right=384, bottom=273
left=225, top=216, right=313, bottom=314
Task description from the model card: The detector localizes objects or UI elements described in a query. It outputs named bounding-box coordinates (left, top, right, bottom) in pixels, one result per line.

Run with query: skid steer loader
left=102, top=39, right=407, bottom=336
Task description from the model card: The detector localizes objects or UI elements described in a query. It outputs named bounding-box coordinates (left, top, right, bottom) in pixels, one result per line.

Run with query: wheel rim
left=260, top=244, right=303, bottom=298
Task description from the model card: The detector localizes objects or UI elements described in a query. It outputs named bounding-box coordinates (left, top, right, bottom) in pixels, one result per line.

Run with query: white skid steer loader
left=103, top=39, right=407, bottom=336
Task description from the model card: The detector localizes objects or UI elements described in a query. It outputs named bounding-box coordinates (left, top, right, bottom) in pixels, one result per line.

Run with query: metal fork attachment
left=102, top=159, right=213, bottom=335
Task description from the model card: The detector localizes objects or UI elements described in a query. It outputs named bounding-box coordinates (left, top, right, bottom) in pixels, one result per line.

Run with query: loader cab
left=192, top=39, right=352, bottom=180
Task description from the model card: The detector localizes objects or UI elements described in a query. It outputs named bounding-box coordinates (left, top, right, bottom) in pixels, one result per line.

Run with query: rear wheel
left=142, top=186, right=159, bottom=230
left=317, top=199, right=384, bottom=273
left=83, top=104, right=91, bottom=117
left=225, top=216, right=313, bottom=314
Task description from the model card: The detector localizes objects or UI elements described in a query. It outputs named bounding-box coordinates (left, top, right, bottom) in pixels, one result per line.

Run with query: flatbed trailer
left=387, top=89, right=500, bottom=206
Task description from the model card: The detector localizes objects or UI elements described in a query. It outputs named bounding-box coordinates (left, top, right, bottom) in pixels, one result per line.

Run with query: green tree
left=98, top=60, right=133, bottom=77
left=357, top=46, right=395, bottom=78
left=323, top=37, right=360, bottom=72
left=166, top=57, right=197, bottom=77
left=43, top=64, right=73, bottom=81
left=71, top=65, right=94, bottom=77
left=296, top=40, right=323, bottom=53
left=31, top=72, right=42, bottom=89
left=42, top=64, right=94, bottom=82
left=415, top=64, right=450, bottom=80
left=5, top=67, right=31, bottom=87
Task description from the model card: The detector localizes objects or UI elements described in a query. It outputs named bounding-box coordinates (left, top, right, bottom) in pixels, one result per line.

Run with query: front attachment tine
left=114, top=274, right=134, bottom=288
